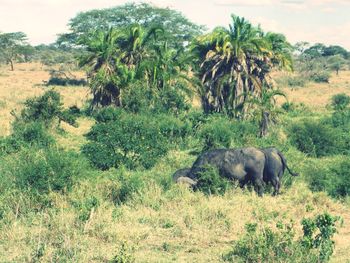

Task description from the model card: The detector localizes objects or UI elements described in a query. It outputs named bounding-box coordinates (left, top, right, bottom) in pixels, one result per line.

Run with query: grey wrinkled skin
left=188, top=147, right=266, bottom=196
left=261, top=147, right=299, bottom=195
left=172, top=147, right=298, bottom=196
left=172, top=168, right=197, bottom=186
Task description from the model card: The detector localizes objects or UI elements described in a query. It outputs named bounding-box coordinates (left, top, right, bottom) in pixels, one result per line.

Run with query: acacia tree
left=57, top=2, right=204, bottom=48
left=0, top=32, right=28, bottom=70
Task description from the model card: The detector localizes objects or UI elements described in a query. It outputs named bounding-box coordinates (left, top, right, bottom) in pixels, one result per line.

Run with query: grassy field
left=0, top=63, right=350, bottom=262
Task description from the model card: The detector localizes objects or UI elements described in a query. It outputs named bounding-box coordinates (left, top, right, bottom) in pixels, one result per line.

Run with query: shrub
left=0, top=121, right=54, bottom=156
left=330, top=93, right=350, bottom=111
left=72, top=196, right=100, bottom=222
left=20, top=90, right=77, bottom=127
left=289, top=120, right=346, bottom=157
left=82, top=113, right=170, bottom=170
left=281, top=102, right=309, bottom=116
left=122, top=83, right=190, bottom=115
left=111, top=172, right=145, bottom=204
left=194, top=165, right=231, bottom=195
left=110, top=242, right=135, bottom=263
left=94, top=106, right=124, bottom=123
left=157, top=114, right=191, bottom=145
left=47, top=77, right=87, bottom=86
left=198, top=117, right=258, bottom=151
left=301, top=213, right=340, bottom=262
left=308, top=71, right=331, bottom=83
left=199, top=118, right=234, bottom=151
left=155, top=88, right=190, bottom=115
left=287, top=76, right=306, bottom=87
left=223, top=213, right=340, bottom=263
left=330, top=110, right=350, bottom=129
left=305, top=158, right=350, bottom=198
left=21, top=90, right=62, bottom=124
left=9, top=148, right=80, bottom=194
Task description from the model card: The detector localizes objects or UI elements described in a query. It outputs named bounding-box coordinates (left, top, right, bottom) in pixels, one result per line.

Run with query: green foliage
left=111, top=172, right=145, bottom=204
left=20, top=90, right=77, bottom=127
left=8, top=148, right=80, bottom=195
left=47, top=77, right=87, bottom=86
left=0, top=31, right=28, bottom=70
left=34, top=44, right=79, bottom=67
left=301, top=213, right=340, bottom=262
left=0, top=121, right=54, bottom=156
left=94, top=106, right=124, bottom=123
left=224, top=213, right=340, bottom=262
left=199, top=118, right=234, bottom=151
left=287, top=76, right=306, bottom=87
left=305, top=158, right=350, bottom=198
left=194, top=165, right=231, bottom=195
left=122, top=84, right=152, bottom=114
left=198, top=116, right=258, bottom=151
left=288, top=120, right=347, bottom=157
left=110, top=242, right=135, bottom=263
left=281, top=102, right=309, bottom=116
left=122, top=83, right=190, bottom=115
left=154, top=88, right=191, bottom=115
left=192, top=15, right=292, bottom=116
left=308, top=70, right=330, bottom=83
left=157, top=114, right=191, bottom=145
left=58, top=2, right=203, bottom=48
left=82, top=112, right=170, bottom=170
left=72, top=196, right=100, bottom=222
left=330, top=93, right=350, bottom=111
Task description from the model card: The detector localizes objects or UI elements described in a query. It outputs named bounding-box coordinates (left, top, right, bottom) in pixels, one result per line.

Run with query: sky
left=0, top=0, right=350, bottom=49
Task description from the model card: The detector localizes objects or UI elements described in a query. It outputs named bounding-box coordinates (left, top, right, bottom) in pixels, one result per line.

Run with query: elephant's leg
left=271, top=177, right=280, bottom=196
left=253, top=178, right=264, bottom=197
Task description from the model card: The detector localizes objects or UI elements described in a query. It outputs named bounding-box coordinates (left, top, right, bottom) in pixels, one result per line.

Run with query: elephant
left=188, top=147, right=266, bottom=196
left=261, top=147, right=299, bottom=195
left=172, top=147, right=298, bottom=196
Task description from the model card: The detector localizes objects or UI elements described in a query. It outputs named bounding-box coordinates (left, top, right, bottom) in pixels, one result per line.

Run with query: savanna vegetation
left=0, top=2, right=350, bottom=262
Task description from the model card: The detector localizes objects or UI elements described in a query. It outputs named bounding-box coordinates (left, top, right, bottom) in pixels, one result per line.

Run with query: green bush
left=82, top=113, right=170, bottom=170
left=305, top=158, right=350, bottom=198
left=330, top=93, right=350, bottom=111
left=20, top=90, right=77, bottom=127
left=122, top=82, right=190, bottom=115
left=8, top=148, right=80, bottom=194
left=330, top=110, right=350, bottom=129
left=71, top=196, right=100, bottom=222
left=194, top=165, right=231, bottom=195
left=94, top=106, right=124, bottom=123
left=157, top=114, right=191, bottom=145
left=301, top=213, right=340, bottom=262
left=111, top=172, right=145, bottom=204
left=0, top=121, right=54, bottom=156
left=308, top=71, right=331, bottom=83
left=199, top=118, right=234, bottom=151
left=122, top=84, right=152, bottom=114
left=223, top=213, right=340, bottom=263
left=289, top=120, right=346, bottom=157
left=154, top=88, right=190, bottom=115
left=198, top=117, right=258, bottom=151
left=110, top=242, right=135, bottom=263
left=287, top=76, right=306, bottom=87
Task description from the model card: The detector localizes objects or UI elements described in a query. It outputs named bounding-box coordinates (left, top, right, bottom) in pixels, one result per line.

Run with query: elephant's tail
left=277, top=151, right=299, bottom=177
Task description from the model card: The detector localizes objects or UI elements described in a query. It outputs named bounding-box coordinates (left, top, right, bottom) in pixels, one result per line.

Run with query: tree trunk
left=259, top=111, right=270, bottom=137
left=9, top=59, right=14, bottom=71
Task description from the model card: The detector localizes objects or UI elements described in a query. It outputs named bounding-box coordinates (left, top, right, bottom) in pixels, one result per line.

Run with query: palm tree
left=79, top=28, right=129, bottom=108
left=192, top=15, right=292, bottom=119
left=79, top=25, right=162, bottom=108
